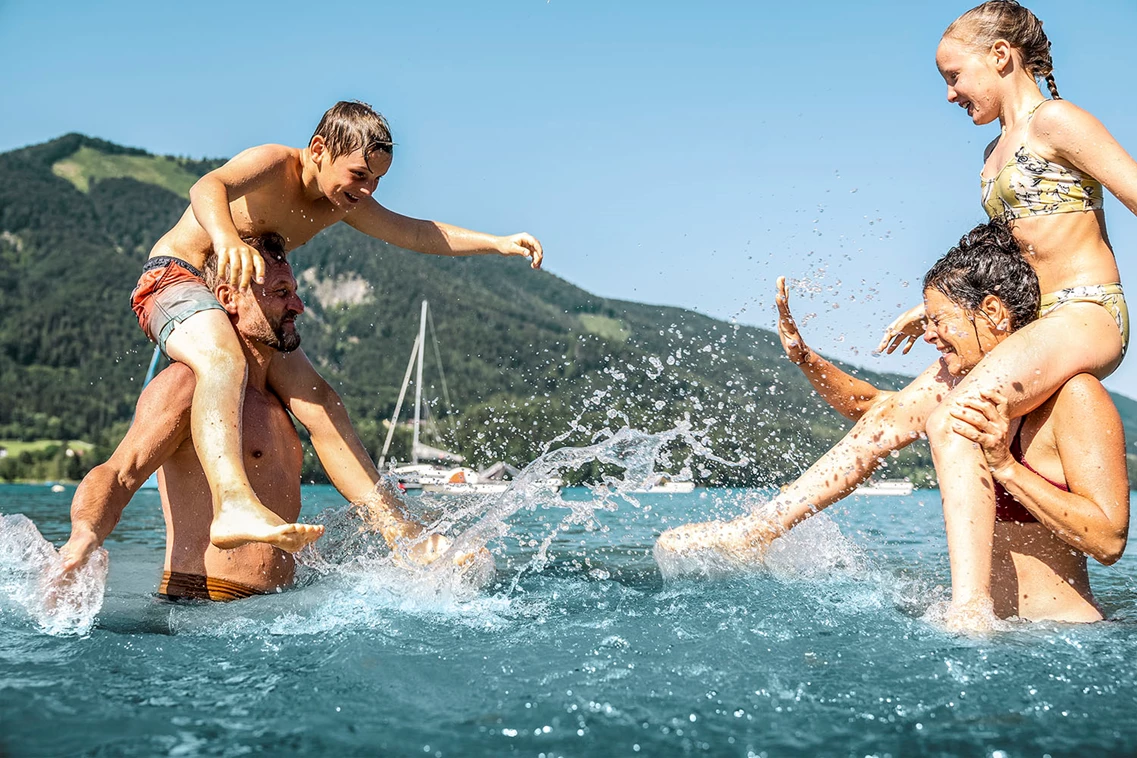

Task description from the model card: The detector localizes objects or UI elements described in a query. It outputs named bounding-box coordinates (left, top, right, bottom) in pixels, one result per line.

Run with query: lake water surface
left=2, top=482, right=1136, bottom=756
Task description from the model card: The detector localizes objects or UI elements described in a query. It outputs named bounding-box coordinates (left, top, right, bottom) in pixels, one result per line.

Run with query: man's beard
left=264, top=318, right=301, bottom=353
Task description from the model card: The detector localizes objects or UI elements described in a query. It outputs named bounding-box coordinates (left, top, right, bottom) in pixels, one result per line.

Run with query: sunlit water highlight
left=2, top=471, right=1136, bottom=755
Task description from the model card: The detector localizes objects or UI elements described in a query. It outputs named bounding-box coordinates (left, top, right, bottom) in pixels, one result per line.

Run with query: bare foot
left=210, top=500, right=324, bottom=552
left=656, top=514, right=782, bottom=566
left=940, top=598, right=1000, bottom=635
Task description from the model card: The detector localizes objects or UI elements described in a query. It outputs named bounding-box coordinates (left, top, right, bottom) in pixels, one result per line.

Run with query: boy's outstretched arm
left=345, top=200, right=543, bottom=269
left=189, top=144, right=293, bottom=288
left=266, top=349, right=422, bottom=545
left=60, top=369, right=194, bottom=571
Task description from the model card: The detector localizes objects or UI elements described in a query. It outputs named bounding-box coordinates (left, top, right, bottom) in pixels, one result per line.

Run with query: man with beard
left=58, top=234, right=448, bottom=600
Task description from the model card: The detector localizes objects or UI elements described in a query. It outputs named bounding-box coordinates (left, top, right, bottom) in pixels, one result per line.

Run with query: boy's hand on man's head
left=214, top=239, right=267, bottom=289
left=499, top=232, right=543, bottom=269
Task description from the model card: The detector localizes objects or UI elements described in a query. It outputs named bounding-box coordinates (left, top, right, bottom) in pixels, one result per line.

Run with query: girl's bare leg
left=926, top=303, right=1124, bottom=616
left=164, top=310, right=322, bottom=552
left=656, top=361, right=956, bottom=558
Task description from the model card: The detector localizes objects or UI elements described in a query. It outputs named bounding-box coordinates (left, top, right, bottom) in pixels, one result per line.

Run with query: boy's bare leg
left=164, top=310, right=322, bottom=552
left=656, top=361, right=954, bottom=562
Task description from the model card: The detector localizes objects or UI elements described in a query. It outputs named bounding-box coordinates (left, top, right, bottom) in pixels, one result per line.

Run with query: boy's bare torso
left=150, top=146, right=348, bottom=268
left=158, top=364, right=305, bottom=591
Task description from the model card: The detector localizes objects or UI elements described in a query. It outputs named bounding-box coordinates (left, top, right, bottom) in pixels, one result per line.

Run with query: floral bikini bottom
left=1039, top=283, right=1129, bottom=358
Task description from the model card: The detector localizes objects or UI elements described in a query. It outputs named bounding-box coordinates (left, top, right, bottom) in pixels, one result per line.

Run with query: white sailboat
left=377, top=301, right=561, bottom=496
left=378, top=301, right=466, bottom=491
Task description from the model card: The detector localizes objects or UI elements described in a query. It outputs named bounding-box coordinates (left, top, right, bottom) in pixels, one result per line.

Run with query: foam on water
left=0, top=513, right=107, bottom=636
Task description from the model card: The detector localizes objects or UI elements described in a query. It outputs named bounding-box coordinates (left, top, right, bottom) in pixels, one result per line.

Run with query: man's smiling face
left=239, top=257, right=305, bottom=353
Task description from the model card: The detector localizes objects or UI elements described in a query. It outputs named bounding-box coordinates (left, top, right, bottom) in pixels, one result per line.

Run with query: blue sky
left=1, top=0, right=1134, bottom=395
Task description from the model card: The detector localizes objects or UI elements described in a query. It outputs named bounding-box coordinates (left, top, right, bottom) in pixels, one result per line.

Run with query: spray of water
left=0, top=514, right=107, bottom=636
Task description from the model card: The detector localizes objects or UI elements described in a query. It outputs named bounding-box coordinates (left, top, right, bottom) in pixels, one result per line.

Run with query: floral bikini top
left=981, top=101, right=1104, bottom=220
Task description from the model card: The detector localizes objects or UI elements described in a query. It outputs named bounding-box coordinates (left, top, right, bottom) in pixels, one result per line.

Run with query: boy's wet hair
left=923, top=218, right=1040, bottom=332
left=204, top=233, right=288, bottom=289
left=311, top=101, right=395, bottom=163
left=945, top=1, right=1060, bottom=99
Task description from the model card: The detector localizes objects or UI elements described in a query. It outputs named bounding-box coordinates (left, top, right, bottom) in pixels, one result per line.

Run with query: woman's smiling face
left=922, top=288, right=1005, bottom=376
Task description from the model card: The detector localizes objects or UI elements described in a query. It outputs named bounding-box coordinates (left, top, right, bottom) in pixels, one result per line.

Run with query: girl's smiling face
left=936, top=35, right=1003, bottom=126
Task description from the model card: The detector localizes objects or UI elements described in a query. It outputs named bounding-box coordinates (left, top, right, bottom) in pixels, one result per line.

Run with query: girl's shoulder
left=1029, top=99, right=1100, bottom=140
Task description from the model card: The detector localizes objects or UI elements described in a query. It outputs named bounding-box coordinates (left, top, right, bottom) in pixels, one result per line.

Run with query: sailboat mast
left=377, top=333, right=420, bottom=469
left=412, top=300, right=428, bottom=465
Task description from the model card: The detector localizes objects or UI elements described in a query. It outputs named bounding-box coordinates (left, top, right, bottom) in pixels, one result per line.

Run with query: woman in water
left=663, top=0, right=1132, bottom=628
left=658, top=220, right=1130, bottom=624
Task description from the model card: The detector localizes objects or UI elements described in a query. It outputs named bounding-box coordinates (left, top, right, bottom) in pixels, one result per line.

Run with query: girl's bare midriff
left=1011, top=210, right=1121, bottom=294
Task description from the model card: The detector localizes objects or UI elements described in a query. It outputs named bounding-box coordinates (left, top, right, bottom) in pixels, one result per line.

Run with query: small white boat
left=422, top=467, right=508, bottom=495
left=390, top=463, right=452, bottom=491
left=424, top=481, right=510, bottom=495
left=632, top=474, right=696, bottom=494
left=853, top=479, right=914, bottom=496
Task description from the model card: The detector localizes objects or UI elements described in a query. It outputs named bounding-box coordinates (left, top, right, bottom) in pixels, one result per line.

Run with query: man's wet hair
left=203, top=233, right=287, bottom=290
left=922, top=218, right=1040, bottom=331
left=311, top=100, right=394, bottom=163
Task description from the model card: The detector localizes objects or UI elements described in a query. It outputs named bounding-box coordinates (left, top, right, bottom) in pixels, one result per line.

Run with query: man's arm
left=60, top=367, right=194, bottom=570
left=266, top=349, right=421, bottom=545
left=344, top=199, right=543, bottom=269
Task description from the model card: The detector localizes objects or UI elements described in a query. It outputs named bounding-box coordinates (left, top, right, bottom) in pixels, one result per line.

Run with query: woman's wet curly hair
left=923, top=218, right=1040, bottom=331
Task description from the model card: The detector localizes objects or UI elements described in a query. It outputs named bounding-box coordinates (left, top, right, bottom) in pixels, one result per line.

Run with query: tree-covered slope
left=1, top=135, right=1133, bottom=484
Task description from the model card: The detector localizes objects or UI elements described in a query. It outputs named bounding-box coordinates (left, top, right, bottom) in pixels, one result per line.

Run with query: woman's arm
left=776, top=277, right=891, bottom=421
left=952, top=378, right=1130, bottom=564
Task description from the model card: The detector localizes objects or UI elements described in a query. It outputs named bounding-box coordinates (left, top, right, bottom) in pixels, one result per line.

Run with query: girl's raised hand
left=877, top=303, right=927, bottom=355
left=775, top=277, right=812, bottom=365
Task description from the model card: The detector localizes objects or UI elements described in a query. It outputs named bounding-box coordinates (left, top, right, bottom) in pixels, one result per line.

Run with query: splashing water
left=0, top=513, right=108, bottom=636
left=426, top=422, right=745, bottom=583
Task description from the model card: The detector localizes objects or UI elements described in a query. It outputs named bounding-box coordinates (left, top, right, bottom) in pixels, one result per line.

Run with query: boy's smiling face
left=313, top=140, right=392, bottom=209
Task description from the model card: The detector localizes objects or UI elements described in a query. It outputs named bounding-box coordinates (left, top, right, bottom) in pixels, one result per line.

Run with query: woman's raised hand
left=775, top=276, right=813, bottom=365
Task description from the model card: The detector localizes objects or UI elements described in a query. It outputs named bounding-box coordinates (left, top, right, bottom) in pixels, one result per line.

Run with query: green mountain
left=1, top=135, right=1134, bottom=485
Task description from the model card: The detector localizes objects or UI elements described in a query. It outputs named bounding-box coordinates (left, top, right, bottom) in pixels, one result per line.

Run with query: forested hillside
left=1, top=135, right=1133, bottom=485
